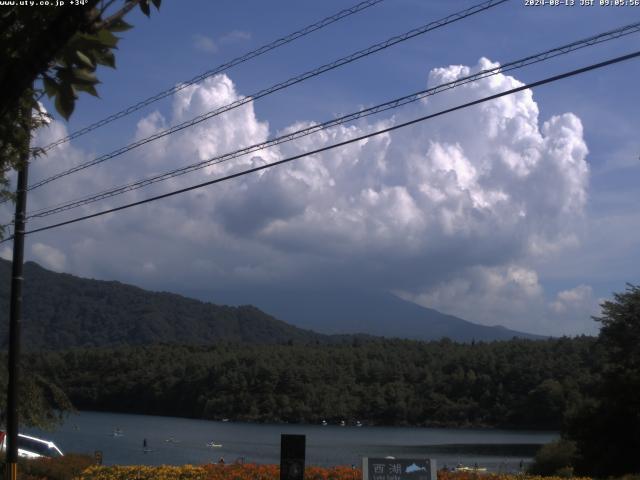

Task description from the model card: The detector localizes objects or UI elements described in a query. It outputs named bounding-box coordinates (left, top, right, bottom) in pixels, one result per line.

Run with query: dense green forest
left=27, top=336, right=598, bottom=430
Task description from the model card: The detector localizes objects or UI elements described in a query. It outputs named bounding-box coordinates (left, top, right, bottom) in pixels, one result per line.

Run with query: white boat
left=454, top=464, right=487, bottom=472
left=207, top=441, right=223, bottom=448
left=321, top=420, right=328, bottom=426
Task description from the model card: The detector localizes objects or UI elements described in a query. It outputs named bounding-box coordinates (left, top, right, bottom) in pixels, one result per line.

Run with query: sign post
left=280, top=434, right=305, bottom=480
left=363, top=458, right=437, bottom=480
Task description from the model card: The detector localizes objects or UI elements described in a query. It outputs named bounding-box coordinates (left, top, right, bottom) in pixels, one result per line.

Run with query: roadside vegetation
left=0, top=453, right=94, bottom=480
left=0, top=460, right=602, bottom=480
left=528, top=285, right=640, bottom=477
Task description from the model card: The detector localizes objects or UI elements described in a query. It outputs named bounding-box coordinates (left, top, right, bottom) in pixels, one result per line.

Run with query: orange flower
left=70, top=463, right=595, bottom=480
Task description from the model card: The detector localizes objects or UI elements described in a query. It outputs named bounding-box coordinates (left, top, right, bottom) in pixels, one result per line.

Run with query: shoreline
left=67, top=409, right=561, bottom=434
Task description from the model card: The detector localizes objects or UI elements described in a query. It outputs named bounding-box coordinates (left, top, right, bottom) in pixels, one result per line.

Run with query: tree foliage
left=0, top=0, right=161, bottom=427
left=527, top=439, right=577, bottom=477
left=0, top=0, right=161, bottom=206
left=27, top=337, right=598, bottom=429
left=566, top=284, right=640, bottom=477
left=0, top=362, right=73, bottom=429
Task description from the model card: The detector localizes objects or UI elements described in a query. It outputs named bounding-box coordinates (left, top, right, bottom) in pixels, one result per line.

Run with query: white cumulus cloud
left=193, top=30, right=251, bottom=55
left=550, top=284, right=594, bottom=313
left=398, top=265, right=546, bottom=332
left=0, top=247, right=12, bottom=261
left=546, top=285, right=601, bottom=335
left=193, top=34, right=218, bottom=54
left=31, top=242, right=67, bottom=272
left=3, top=57, right=593, bottom=335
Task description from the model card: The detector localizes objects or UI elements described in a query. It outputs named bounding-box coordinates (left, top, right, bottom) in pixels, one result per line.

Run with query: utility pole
left=5, top=107, right=30, bottom=480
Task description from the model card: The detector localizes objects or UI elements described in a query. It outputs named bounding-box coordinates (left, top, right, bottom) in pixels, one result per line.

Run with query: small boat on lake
left=453, top=464, right=487, bottom=473
left=207, top=441, right=223, bottom=448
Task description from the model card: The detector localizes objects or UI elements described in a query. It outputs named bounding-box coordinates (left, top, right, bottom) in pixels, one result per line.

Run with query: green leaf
left=74, top=83, right=99, bottom=97
left=94, top=49, right=116, bottom=69
left=75, top=50, right=94, bottom=68
left=72, top=68, right=99, bottom=84
left=54, top=85, right=76, bottom=121
left=42, top=75, right=58, bottom=98
left=68, top=32, right=105, bottom=52
left=55, top=65, right=79, bottom=86
left=29, top=96, right=40, bottom=110
left=96, top=29, right=120, bottom=49
left=139, top=0, right=151, bottom=17
left=109, top=18, right=133, bottom=33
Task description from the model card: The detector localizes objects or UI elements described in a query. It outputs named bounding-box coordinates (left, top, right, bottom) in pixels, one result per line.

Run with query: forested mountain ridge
left=0, top=259, right=328, bottom=349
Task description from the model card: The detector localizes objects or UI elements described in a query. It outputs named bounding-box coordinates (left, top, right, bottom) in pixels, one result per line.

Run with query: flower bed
left=75, top=464, right=362, bottom=480
left=437, top=472, right=591, bottom=480
left=6, top=460, right=602, bottom=480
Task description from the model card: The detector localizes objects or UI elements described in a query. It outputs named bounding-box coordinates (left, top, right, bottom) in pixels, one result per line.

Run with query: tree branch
left=93, top=0, right=142, bottom=32
left=99, top=0, right=119, bottom=16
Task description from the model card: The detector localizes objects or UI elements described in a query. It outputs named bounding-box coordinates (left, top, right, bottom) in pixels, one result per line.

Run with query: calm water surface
left=27, top=411, right=557, bottom=470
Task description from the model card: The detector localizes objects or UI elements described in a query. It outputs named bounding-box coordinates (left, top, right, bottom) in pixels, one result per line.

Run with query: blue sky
left=3, top=0, right=639, bottom=336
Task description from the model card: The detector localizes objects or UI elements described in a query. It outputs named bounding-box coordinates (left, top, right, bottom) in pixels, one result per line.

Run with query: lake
left=27, top=411, right=557, bottom=471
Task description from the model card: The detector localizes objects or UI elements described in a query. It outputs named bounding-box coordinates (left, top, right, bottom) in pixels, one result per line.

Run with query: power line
left=37, top=0, right=387, bottom=153
left=27, top=0, right=508, bottom=192
left=23, top=21, right=640, bottom=221
left=11, top=49, right=638, bottom=241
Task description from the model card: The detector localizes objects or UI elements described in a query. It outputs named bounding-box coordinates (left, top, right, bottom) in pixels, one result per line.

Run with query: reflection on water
left=27, top=411, right=557, bottom=471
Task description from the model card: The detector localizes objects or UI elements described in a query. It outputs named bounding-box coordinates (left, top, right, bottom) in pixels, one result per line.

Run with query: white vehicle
left=0, top=431, right=64, bottom=459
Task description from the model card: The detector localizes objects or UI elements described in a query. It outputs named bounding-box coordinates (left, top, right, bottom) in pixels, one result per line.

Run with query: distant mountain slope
left=0, top=259, right=543, bottom=349
left=0, top=259, right=327, bottom=349
left=206, top=289, right=545, bottom=342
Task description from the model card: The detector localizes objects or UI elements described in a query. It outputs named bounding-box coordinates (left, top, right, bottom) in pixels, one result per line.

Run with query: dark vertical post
left=280, top=434, right=305, bottom=480
left=5, top=119, right=30, bottom=480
